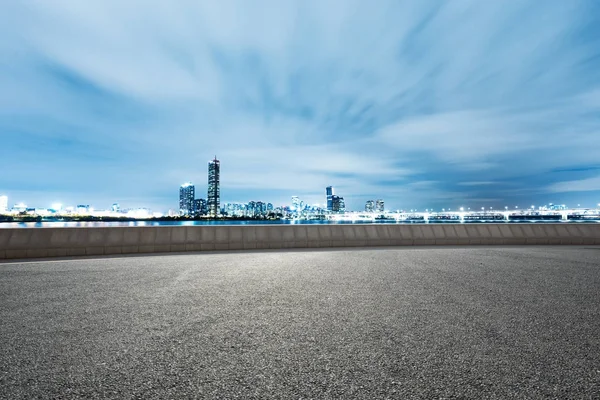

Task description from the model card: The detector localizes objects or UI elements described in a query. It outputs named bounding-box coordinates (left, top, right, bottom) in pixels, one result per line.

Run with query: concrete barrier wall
left=1, top=224, right=599, bottom=259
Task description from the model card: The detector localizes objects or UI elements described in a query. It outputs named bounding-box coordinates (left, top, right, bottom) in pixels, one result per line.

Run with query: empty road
left=1, top=246, right=599, bottom=399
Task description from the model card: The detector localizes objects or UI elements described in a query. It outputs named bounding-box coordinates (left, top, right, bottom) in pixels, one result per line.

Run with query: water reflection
left=0, top=219, right=599, bottom=229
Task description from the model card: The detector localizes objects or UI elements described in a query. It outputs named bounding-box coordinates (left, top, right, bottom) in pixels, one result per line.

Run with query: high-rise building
left=332, top=195, right=345, bottom=213
left=365, top=200, right=375, bottom=212
left=194, top=198, right=207, bottom=216
left=111, top=203, right=120, bottom=213
left=247, top=201, right=256, bottom=217
left=207, top=157, right=220, bottom=217
left=326, top=186, right=334, bottom=211
left=256, top=201, right=266, bottom=216
left=376, top=199, right=384, bottom=212
left=0, top=195, right=8, bottom=213
left=179, top=183, right=195, bottom=216
left=291, top=196, right=301, bottom=211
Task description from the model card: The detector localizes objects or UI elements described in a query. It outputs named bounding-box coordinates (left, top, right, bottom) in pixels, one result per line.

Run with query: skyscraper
left=376, top=199, right=384, bottom=212
left=332, top=195, right=345, bottom=213
left=326, top=186, right=334, bottom=211
left=179, top=183, right=195, bottom=216
left=256, top=201, right=266, bottom=216
left=365, top=200, right=375, bottom=212
left=194, top=198, right=207, bottom=216
left=0, top=195, right=7, bottom=213
left=207, top=156, right=220, bottom=217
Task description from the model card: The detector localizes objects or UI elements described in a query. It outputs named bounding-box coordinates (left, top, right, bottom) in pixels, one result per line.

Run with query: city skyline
left=1, top=1, right=600, bottom=211
left=2, top=156, right=600, bottom=215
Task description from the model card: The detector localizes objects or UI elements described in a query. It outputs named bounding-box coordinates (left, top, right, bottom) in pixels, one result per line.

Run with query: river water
left=1, top=219, right=599, bottom=228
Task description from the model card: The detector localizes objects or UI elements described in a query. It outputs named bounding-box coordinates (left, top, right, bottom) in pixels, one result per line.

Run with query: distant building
left=267, top=203, right=274, bottom=212
left=332, top=195, right=345, bottom=213
left=194, top=198, right=207, bottom=216
left=365, top=200, right=375, bottom=212
left=291, top=196, right=301, bottom=211
left=207, top=157, right=220, bottom=217
left=13, top=203, right=27, bottom=213
left=76, top=205, right=90, bottom=215
left=224, top=202, right=247, bottom=217
left=326, top=186, right=334, bottom=211
left=179, top=183, right=195, bottom=216
left=376, top=199, right=384, bottom=212
left=256, top=201, right=266, bottom=216
left=0, top=195, right=7, bottom=213
left=548, top=203, right=567, bottom=211
left=111, top=203, right=120, bottom=213
left=247, top=201, right=256, bottom=217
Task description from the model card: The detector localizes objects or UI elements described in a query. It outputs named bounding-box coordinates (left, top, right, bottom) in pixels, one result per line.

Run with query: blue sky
left=1, top=0, right=600, bottom=212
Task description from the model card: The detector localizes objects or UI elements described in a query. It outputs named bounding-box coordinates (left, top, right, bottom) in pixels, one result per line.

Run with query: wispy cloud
left=1, top=0, right=599, bottom=210
left=547, top=176, right=600, bottom=193
left=458, top=182, right=496, bottom=186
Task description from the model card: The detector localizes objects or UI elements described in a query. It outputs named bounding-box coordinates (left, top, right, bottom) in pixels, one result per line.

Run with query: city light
left=2, top=156, right=600, bottom=223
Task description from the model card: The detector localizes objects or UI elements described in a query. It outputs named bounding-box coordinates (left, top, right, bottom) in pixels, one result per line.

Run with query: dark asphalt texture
left=1, top=246, right=599, bottom=399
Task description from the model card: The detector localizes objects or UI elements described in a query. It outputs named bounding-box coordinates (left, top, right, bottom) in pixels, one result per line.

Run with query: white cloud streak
left=1, top=0, right=599, bottom=210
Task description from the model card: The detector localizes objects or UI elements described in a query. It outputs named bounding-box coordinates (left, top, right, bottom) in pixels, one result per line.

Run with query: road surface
left=1, top=246, right=599, bottom=399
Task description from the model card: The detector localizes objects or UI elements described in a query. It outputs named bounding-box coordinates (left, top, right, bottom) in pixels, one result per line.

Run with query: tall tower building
left=326, top=186, right=334, bottom=212
left=365, top=200, right=375, bottom=212
left=207, top=156, right=220, bottom=217
left=376, top=199, right=384, bottom=212
left=179, top=183, right=195, bottom=216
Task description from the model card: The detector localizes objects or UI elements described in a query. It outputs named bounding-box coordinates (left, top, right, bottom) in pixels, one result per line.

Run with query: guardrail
left=1, top=224, right=599, bottom=259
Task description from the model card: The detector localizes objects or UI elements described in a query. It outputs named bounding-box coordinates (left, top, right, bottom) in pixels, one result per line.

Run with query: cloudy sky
left=1, top=0, right=600, bottom=212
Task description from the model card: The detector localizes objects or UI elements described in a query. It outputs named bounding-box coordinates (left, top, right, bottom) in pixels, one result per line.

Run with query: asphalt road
left=1, top=246, right=599, bottom=399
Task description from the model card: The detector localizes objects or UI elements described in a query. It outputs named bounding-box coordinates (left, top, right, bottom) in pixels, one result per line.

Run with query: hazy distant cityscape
left=1, top=156, right=599, bottom=224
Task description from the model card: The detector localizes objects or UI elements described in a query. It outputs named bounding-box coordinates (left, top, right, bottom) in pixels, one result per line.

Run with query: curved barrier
left=1, top=223, right=599, bottom=259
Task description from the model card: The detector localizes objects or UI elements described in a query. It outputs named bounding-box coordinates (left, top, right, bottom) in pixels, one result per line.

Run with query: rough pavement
left=1, top=246, right=599, bottom=399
